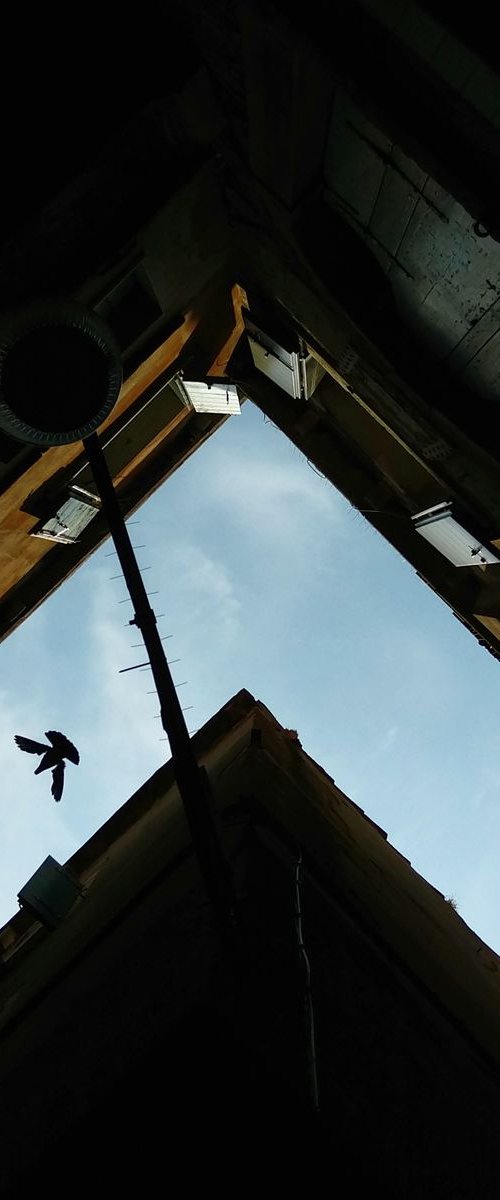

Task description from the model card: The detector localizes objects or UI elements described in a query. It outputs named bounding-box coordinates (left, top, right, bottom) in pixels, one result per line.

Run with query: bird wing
left=14, top=735, right=47, bottom=755
left=35, top=751, right=57, bottom=775
left=46, top=731, right=80, bottom=764
left=51, top=761, right=65, bottom=802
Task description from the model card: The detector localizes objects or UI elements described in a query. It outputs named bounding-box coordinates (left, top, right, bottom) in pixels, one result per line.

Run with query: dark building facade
left=2, top=9, right=500, bottom=1194
left=1, top=689, right=500, bottom=1196
left=3, top=2, right=500, bottom=664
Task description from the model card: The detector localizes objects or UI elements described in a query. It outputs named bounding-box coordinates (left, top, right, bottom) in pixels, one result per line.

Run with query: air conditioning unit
left=18, top=855, right=83, bottom=927
left=176, top=377, right=241, bottom=415
left=245, top=316, right=325, bottom=401
left=30, top=485, right=101, bottom=545
left=412, top=502, right=500, bottom=567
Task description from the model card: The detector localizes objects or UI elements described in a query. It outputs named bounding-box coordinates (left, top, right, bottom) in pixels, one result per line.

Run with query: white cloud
left=159, top=543, right=242, bottom=645
left=208, top=454, right=343, bottom=550
left=4, top=398, right=500, bottom=958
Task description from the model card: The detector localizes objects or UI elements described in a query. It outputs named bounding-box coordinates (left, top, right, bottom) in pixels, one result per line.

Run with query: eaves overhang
left=1, top=685, right=500, bottom=1077
left=0, top=281, right=247, bottom=643
left=228, top=293, right=500, bottom=664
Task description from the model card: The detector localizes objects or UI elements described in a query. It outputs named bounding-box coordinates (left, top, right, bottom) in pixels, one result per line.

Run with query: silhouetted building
left=3, top=3, right=500, bottom=666
left=1, top=688, right=500, bottom=1197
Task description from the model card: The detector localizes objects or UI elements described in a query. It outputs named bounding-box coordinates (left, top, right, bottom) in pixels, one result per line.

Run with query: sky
left=2, top=398, right=500, bottom=949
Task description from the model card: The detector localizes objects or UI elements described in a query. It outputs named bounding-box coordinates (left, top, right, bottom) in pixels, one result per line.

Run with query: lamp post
left=0, top=301, right=237, bottom=942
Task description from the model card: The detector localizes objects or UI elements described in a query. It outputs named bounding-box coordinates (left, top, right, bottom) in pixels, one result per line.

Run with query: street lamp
left=0, top=300, right=237, bottom=941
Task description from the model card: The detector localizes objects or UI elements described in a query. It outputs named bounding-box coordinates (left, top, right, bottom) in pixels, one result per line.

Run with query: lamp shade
left=0, top=300, right=122, bottom=446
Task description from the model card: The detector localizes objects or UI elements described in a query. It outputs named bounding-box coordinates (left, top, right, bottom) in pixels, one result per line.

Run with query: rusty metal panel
left=370, top=164, right=420, bottom=258
left=391, top=146, right=428, bottom=191
left=427, top=34, right=479, bottom=90
left=321, top=78, right=500, bottom=376
left=387, top=184, right=500, bottom=362
left=459, top=327, right=500, bottom=400
left=324, top=91, right=390, bottom=228
left=388, top=196, right=454, bottom=303
left=462, top=64, right=500, bottom=121
left=446, top=298, right=500, bottom=373
left=405, top=280, right=472, bottom=358
left=392, top=6, right=446, bottom=61
left=359, top=0, right=409, bottom=28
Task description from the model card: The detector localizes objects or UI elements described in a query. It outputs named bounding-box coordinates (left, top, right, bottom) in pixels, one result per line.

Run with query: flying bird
left=14, top=730, right=80, bottom=801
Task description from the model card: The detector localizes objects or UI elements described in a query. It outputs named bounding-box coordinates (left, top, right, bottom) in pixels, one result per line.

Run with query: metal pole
left=83, top=433, right=237, bottom=940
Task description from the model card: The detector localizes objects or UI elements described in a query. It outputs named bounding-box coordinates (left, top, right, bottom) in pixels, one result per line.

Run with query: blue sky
left=2, top=398, right=500, bottom=949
